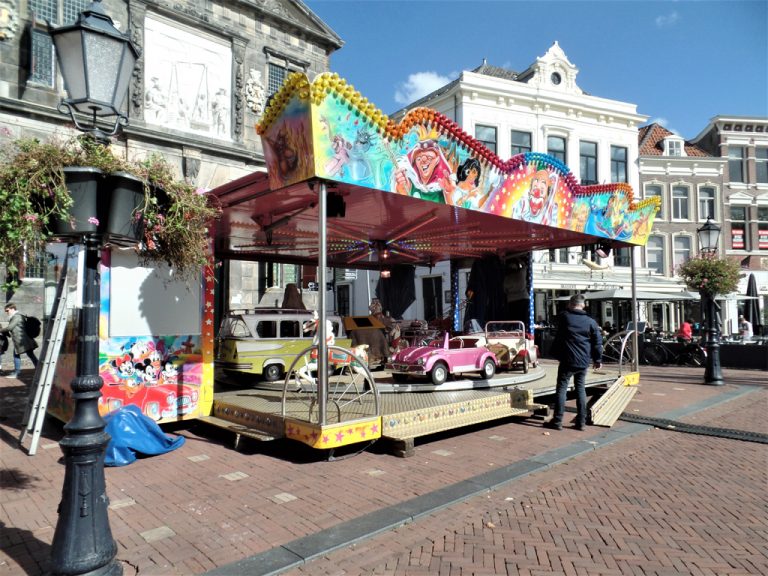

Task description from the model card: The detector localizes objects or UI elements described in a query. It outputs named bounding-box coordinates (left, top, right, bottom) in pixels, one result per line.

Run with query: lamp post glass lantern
left=48, top=2, right=137, bottom=575
left=696, top=218, right=723, bottom=386
left=48, top=0, right=139, bottom=142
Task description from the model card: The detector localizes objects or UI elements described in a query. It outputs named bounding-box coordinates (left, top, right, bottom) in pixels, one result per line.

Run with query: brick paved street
left=1, top=363, right=766, bottom=575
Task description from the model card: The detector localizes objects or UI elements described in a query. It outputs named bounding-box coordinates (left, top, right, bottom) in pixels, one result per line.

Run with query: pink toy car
left=386, top=332, right=498, bottom=385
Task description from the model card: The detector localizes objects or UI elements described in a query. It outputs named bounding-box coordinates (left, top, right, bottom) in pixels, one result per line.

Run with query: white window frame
left=664, top=137, right=685, bottom=157
left=672, top=234, right=693, bottom=271
left=645, top=234, right=666, bottom=275
left=671, top=184, right=690, bottom=221
left=475, top=124, right=498, bottom=154
left=644, top=182, right=665, bottom=221
left=697, top=184, right=717, bottom=222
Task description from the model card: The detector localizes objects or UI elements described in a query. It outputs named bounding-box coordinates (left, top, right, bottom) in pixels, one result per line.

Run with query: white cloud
left=394, top=71, right=452, bottom=105
left=655, top=11, right=679, bottom=28
left=649, top=117, right=682, bottom=136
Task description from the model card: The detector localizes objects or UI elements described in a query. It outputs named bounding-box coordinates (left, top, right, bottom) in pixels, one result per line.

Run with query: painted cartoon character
left=325, top=133, right=351, bottom=177
left=162, top=359, right=179, bottom=385
left=595, top=191, right=630, bottom=240
left=266, top=126, right=298, bottom=177
left=393, top=139, right=453, bottom=204
left=450, top=158, right=489, bottom=209
left=142, top=361, right=161, bottom=385
left=513, top=169, right=559, bottom=225
left=111, top=354, right=136, bottom=381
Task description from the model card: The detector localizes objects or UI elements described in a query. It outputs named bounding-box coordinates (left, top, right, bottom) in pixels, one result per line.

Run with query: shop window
left=547, top=136, right=566, bottom=163
left=698, top=186, right=716, bottom=220
left=646, top=235, right=665, bottom=275
left=645, top=184, right=664, bottom=219
left=610, top=145, right=627, bottom=183
left=730, top=205, right=748, bottom=250
left=673, top=236, right=691, bottom=269
left=579, top=141, right=598, bottom=185
left=728, top=146, right=746, bottom=183
left=475, top=125, right=497, bottom=154
left=756, top=148, right=768, bottom=184
left=672, top=185, right=690, bottom=220
left=510, top=130, right=531, bottom=156
left=28, top=0, right=89, bottom=87
left=758, top=207, right=768, bottom=250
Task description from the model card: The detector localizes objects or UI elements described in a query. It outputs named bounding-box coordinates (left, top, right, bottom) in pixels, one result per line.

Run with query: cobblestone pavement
left=1, top=363, right=765, bottom=575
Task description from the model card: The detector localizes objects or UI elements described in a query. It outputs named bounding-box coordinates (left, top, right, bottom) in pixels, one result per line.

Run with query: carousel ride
left=206, top=72, right=659, bottom=453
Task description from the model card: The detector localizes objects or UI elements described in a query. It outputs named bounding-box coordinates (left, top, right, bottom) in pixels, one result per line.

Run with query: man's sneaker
left=573, top=423, right=586, bottom=431
left=543, top=420, right=562, bottom=431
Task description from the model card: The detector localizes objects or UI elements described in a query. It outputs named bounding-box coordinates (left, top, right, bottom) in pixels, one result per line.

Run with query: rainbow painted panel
left=258, top=73, right=659, bottom=246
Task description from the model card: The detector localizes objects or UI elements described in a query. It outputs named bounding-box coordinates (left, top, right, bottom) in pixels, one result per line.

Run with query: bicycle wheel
left=641, top=342, right=667, bottom=366
left=681, top=346, right=706, bottom=367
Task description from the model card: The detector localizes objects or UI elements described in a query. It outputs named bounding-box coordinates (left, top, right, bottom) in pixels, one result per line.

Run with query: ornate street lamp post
left=48, top=2, right=138, bottom=574
left=696, top=218, right=723, bottom=386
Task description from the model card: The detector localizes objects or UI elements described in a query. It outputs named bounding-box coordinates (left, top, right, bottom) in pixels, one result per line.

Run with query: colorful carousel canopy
left=209, top=73, right=660, bottom=269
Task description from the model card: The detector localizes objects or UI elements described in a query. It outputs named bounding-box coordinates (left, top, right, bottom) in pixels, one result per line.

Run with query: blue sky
left=305, top=0, right=767, bottom=141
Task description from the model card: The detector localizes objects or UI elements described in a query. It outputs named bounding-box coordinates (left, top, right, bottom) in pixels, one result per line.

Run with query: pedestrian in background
left=675, top=318, right=693, bottom=343
left=738, top=315, right=753, bottom=342
left=0, top=303, right=39, bottom=378
left=545, top=294, right=602, bottom=431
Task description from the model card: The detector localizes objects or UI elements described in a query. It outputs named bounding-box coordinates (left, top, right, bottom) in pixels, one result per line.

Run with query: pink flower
left=88, top=217, right=100, bottom=225
left=24, top=214, right=38, bottom=222
left=196, top=187, right=209, bottom=195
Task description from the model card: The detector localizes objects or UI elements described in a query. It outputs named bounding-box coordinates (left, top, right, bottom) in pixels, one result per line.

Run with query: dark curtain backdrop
left=375, top=265, right=416, bottom=319
left=465, top=255, right=507, bottom=327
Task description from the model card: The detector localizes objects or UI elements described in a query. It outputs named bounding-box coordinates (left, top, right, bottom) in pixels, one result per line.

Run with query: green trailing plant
left=677, top=254, right=741, bottom=296
left=0, top=134, right=220, bottom=288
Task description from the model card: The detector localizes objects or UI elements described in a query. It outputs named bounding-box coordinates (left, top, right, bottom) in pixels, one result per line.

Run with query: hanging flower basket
left=49, top=167, right=103, bottom=238
left=0, top=135, right=220, bottom=288
left=102, top=171, right=145, bottom=245
left=677, top=255, right=741, bottom=297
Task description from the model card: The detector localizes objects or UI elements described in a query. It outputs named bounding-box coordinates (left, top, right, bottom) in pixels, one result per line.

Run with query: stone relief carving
left=183, top=155, right=201, bottom=185
left=129, top=4, right=146, bottom=119
left=233, top=42, right=245, bottom=141
left=143, top=15, right=232, bottom=139
left=245, top=69, right=266, bottom=117
left=0, top=0, right=20, bottom=42
left=254, top=0, right=289, bottom=18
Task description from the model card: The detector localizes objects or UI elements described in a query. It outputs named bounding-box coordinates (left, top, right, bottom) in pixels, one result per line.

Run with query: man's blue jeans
left=13, top=350, right=39, bottom=374
left=552, top=364, right=588, bottom=426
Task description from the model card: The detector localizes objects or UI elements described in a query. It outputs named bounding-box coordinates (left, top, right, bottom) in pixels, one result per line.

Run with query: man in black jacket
left=545, top=294, right=602, bottom=431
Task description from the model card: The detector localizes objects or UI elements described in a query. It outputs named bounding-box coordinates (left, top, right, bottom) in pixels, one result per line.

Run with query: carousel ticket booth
left=199, top=72, right=660, bottom=455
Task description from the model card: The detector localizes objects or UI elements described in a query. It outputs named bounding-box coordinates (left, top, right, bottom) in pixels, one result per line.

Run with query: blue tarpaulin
left=104, top=405, right=185, bottom=466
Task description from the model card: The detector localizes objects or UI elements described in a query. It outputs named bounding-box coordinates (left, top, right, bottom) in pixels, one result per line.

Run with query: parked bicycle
left=641, top=339, right=707, bottom=367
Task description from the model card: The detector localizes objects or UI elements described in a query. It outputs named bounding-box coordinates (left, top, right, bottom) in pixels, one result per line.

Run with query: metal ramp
left=18, top=253, right=72, bottom=455
left=590, top=372, right=639, bottom=427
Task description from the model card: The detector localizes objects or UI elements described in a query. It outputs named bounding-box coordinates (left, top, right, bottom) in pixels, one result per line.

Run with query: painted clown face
left=528, top=172, right=551, bottom=216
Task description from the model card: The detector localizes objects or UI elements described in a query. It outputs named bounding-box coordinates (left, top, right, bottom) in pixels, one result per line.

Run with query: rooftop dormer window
left=664, top=137, right=685, bottom=157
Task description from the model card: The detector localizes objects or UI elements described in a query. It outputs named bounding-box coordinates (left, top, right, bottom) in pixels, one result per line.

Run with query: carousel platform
left=202, top=366, right=626, bottom=456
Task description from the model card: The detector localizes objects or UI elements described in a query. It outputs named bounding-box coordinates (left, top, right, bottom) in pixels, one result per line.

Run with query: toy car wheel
left=522, top=355, right=529, bottom=374
left=431, top=362, right=448, bottom=386
left=392, top=372, right=409, bottom=383
left=481, top=358, right=496, bottom=379
left=263, top=364, right=284, bottom=382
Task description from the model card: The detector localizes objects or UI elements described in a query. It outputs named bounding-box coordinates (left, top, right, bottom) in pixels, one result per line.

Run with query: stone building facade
left=0, top=0, right=341, bottom=317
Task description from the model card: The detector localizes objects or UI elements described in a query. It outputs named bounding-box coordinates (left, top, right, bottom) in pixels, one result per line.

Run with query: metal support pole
left=703, top=291, right=723, bottom=385
left=317, top=182, right=328, bottom=424
left=630, top=246, right=639, bottom=372
left=51, top=234, right=120, bottom=576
